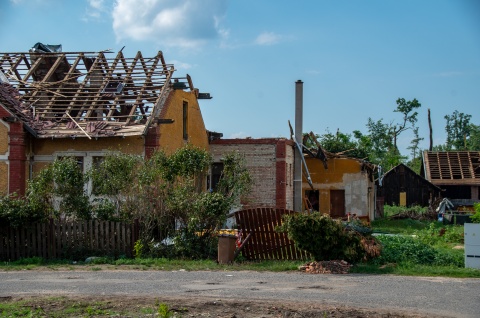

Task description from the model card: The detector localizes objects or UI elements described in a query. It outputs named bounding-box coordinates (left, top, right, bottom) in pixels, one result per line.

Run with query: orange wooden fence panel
left=234, top=208, right=310, bottom=261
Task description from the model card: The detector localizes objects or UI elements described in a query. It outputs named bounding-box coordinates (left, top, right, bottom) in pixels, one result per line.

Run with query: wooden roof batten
left=0, top=50, right=178, bottom=139
left=422, top=151, right=480, bottom=186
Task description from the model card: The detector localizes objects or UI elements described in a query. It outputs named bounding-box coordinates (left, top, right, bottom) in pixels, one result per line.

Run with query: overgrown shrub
left=416, top=222, right=464, bottom=245
left=373, top=235, right=464, bottom=267
left=373, top=235, right=436, bottom=265
left=383, top=205, right=428, bottom=217
left=277, top=212, right=378, bottom=263
left=471, top=203, right=480, bottom=223
left=0, top=193, right=46, bottom=227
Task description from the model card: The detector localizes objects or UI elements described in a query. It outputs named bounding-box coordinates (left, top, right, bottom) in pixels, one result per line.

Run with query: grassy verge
left=0, top=296, right=165, bottom=317
left=1, top=218, right=479, bottom=278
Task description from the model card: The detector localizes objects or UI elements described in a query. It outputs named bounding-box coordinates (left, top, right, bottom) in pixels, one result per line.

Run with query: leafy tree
left=390, top=98, right=421, bottom=151
left=90, top=146, right=252, bottom=259
left=444, top=110, right=472, bottom=150
left=26, top=157, right=91, bottom=220
left=467, top=123, right=480, bottom=151
left=317, top=129, right=369, bottom=159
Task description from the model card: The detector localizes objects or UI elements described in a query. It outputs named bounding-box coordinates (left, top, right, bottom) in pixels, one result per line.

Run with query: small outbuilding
left=376, top=163, right=441, bottom=207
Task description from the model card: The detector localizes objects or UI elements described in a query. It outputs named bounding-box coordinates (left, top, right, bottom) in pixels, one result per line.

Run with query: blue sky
left=1, top=0, right=479, bottom=157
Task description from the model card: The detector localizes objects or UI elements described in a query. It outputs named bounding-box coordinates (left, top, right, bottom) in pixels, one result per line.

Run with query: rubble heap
left=299, top=260, right=352, bottom=274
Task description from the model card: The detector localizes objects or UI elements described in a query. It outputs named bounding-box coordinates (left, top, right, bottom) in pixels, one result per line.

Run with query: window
left=183, top=101, right=188, bottom=140
left=208, top=162, right=224, bottom=191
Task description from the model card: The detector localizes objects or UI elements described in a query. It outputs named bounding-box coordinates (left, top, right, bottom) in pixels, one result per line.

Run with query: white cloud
left=254, top=31, right=282, bottom=46
left=84, top=0, right=109, bottom=20
left=112, top=0, right=228, bottom=49
left=170, top=60, right=193, bottom=70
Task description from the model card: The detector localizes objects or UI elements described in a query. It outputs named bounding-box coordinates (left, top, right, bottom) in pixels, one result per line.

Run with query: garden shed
left=421, top=151, right=480, bottom=201
left=376, top=163, right=441, bottom=207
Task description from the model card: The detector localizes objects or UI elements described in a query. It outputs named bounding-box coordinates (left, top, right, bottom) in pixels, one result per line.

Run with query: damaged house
left=302, top=146, right=376, bottom=221
left=0, top=46, right=211, bottom=196
left=421, top=151, right=480, bottom=209
left=210, top=135, right=376, bottom=221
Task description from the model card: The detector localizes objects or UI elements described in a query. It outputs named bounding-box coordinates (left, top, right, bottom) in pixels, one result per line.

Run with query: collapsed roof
left=0, top=49, right=197, bottom=138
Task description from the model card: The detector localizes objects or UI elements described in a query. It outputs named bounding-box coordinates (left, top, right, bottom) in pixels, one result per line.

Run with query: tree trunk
left=428, top=108, right=433, bottom=151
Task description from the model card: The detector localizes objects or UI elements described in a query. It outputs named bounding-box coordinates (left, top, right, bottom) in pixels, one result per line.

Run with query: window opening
left=183, top=101, right=188, bottom=140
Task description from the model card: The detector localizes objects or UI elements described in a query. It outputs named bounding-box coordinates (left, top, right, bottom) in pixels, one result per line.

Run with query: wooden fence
left=234, top=208, right=310, bottom=261
left=0, top=219, right=139, bottom=261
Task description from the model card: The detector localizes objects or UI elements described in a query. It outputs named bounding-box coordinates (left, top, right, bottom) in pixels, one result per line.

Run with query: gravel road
left=1, top=270, right=479, bottom=317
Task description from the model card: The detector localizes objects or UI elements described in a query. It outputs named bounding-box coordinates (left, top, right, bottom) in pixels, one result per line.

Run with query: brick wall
left=7, top=121, right=26, bottom=195
left=210, top=138, right=294, bottom=209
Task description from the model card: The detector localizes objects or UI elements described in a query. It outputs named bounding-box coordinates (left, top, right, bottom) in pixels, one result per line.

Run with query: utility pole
left=294, top=80, right=303, bottom=212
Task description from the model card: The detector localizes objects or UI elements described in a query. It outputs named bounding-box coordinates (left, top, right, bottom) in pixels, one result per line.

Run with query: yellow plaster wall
left=32, top=136, right=144, bottom=156
left=158, top=90, right=209, bottom=154
left=0, top=162, right=8, bottom=195
left=307, top=157, right=361, bottom=185
left=0, top=121, right=8, bottom=155
left=304, top=157, right=374, bottom=218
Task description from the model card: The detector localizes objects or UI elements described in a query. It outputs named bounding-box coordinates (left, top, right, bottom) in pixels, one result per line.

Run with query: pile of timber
left=298, top=260, right=352, bottom=274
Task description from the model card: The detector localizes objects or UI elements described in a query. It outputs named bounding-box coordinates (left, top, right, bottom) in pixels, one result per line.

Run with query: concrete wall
left=210, top=138, right=294, bottom=210
left=305, top=157, right=374, bottom=219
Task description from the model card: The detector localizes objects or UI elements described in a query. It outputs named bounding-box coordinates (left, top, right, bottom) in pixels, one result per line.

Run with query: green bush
left=277, top=212, right=375, bottom=263
left=471, top=203, right=480, bottom=223
left=0, top=193, right=46, bottom=227
left=374, top=235, right=436, bottom=265
left=416, top=222, right=464, bottom=245
left=383, top=205, right=427, bottom=217
left=374, top=235, right=463, bottom=267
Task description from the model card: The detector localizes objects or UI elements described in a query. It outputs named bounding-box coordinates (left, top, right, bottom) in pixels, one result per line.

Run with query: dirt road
left=1, top=269, right=479, bottom=317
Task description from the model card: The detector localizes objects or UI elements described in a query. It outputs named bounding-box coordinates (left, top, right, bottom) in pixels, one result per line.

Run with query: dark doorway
left=305, top=190, right=319, bottom=212
left=330, top=189, right=345, bottom=218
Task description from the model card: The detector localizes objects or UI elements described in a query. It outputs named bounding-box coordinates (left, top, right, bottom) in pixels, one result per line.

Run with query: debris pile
left=299, top=260, right=352, bottom=274
left=0, top=82, right=33, bottom=121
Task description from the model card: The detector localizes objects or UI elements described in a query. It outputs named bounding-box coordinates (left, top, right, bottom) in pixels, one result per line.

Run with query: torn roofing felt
left=0, top=49, right=189, bottom=138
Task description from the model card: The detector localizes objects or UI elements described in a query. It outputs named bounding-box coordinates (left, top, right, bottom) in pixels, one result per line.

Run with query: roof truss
left=0, top=50, right=176, bottom=138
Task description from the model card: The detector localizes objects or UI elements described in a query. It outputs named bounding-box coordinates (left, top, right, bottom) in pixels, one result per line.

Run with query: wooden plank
left=0, top=227, right=4, bottom=261
left=14, top=227, right=20, bottom=260
left=57, top=222, right=63, bottom=259
left=269, top=208, right=281, bottom=260
left=126, top=222, right=131, bottom=258
left=116, top=222, right=121, bottom=254
left=99, top=220, right=105, bottom=252
left=260, top=208, right=270, bottom=259
left=246, top=209, right=259, bottom=260
left=19, top=226, right=25, bottom=259
left=88, top=220, right=92, bottom=251
left=120, top=222, right=125, bottom=255
left=40, top=223, right=45, bottom=259
left=267, top=208, right=280, bottom=260
left=61, top=222, right=67, bottom=258
left=94, top=220, right=99, bottom=251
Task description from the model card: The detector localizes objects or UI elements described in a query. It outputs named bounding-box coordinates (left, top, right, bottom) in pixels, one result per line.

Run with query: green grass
left=371, top=218, right=433, bottom=234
